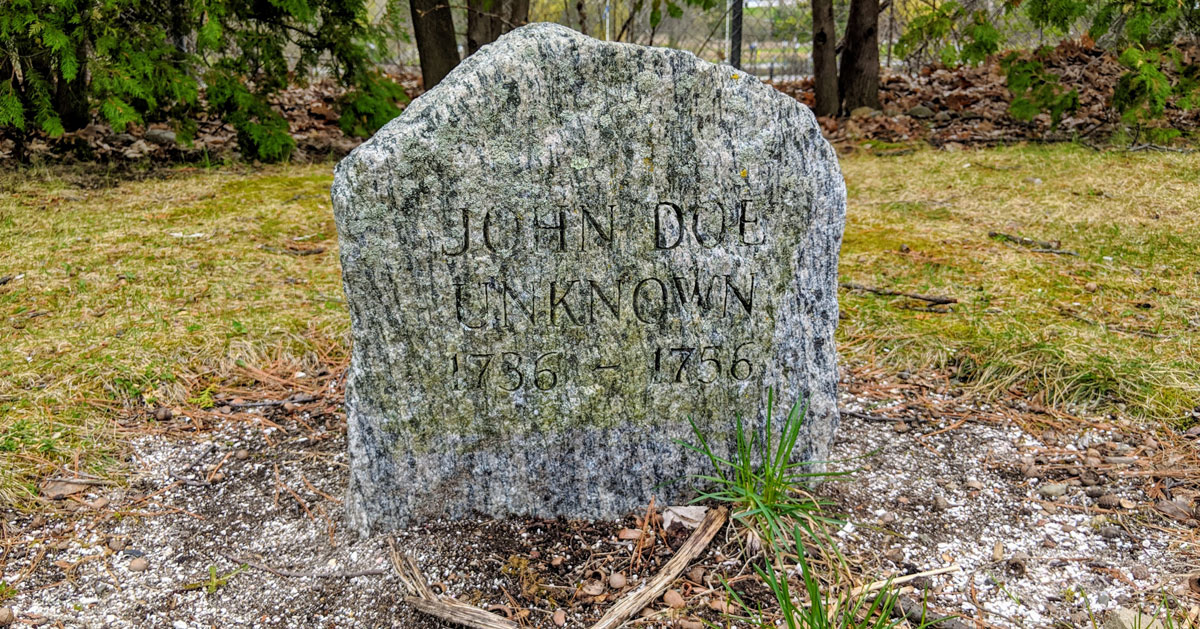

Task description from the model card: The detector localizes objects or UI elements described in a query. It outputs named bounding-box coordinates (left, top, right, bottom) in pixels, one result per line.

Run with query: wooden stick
left=404, top=597, right=519, bottom=629
left=591, top=506, right=728, bottom=629
left=389, top=541, right=518, bottom=629
left=839, top=282, right=957, bottom=305
left=849, top=563, right=961, bottom=597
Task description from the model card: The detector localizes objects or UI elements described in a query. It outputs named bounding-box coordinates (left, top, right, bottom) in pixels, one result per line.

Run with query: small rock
left=579, top=579, right=604, bottom=597
left=907, top=105, right=935, bottom=119
left=664, top=589, right=686, bottom=609
left=965, top=479, right=984, bottom=491
left=686, top=566, right=704, bottom=584
left=933, top=496, right=950, bottom=511
left=209, top=472, right=226, bottom=482
left=992, top=541, right=1004, bottom=562
left=1085, top=282, right=1099, bottom=293
left=609, top=572, right=627, bottom=589
left=1130, top=564, right=1150, bottom=580
left=144, top=128, right=177, bottom=146
left=898, top=243, right=911, bottom=253
left=850, top=106, right=878, bottom=119
left=1102, top=607, right=1164, bottom=629
left=89, top=497, right=110, bottom=510
left=1098, top=494, right=1120, bottom=508
left=154, top=407, right=173, bottom=421
left=552, top=609, right=566, bottom=626
left=1105, top=456, right=1138, bottom=465
left=639, top=607, right=656, bottom=618
left=283, top=402, right=297, bottom=412
left=218, top=405, right=232, bottom=414
left=1098, top=525, right=1122, bottom=539
left=107, top=537, right=126, bottom=552
left=1085, top=486, right=1106, bottom=498
left=0, top=607, right=13, bottom=626
left=893, top=421, right=911, bottom=433
left=129, top=557, right=149, bottom=572
left=234, top=448, right=250, bottom=460
left=617, top=528, right=643, bottom=540
left=933, top=110, right=952, bottom=122
left=1041, top=502, right=1058, bottom=514
left=677, top=620, right=704, bottom=629
left=880, top=512, right=897, bottom=525
left=1038, top=484, right=1068, bottom=499
left=884, top=548, right=904, bottom=563
left=550, top=556, right=564, bottom=567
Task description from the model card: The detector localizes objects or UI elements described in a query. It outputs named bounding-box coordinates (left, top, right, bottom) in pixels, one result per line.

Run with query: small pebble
left=884, top=548, right=904, bottom=563
left=1131, top=565, right=1150, bottom=580
left=552, top=609, right=566, bottom=626
left=1098, top=525, right=1122, bottom=539
left=89, top=497, right=110, bottom=510
left=550, top=556, right=564, bottom=567
left=686, top=566, right=704, bottom=584
left=1085, top=486, right=1106, bottom=498
left=154, top=407, right=173, bottom=421
left=965, top=479, right=984, bottom=490
left=0, top=607, right=13, bottom=626
left=129, top=557, right=149, bottom=572
left=933, top=496, right=950, bottom=511
left=664, top=589, right=685, bottom=609
left=893, top=422, right=911, bottom=433
left=107, top=537, right=126, bottom=552
left=1097, top=494, right=1120, bottom=508
left=608, top=572, right=627, bottom=589
left=677, top=620, right=704, bottom=629
left=1038, top=484, right=1068, bottom=499
left=234, top=449, right=250, bottom=460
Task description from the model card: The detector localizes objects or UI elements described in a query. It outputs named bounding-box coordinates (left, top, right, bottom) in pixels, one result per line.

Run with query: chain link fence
left=364, top=0, right=851, bottom=80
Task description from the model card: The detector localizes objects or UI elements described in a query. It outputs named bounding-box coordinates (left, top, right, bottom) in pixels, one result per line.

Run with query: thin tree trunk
left=810, top=0, right=838, bottom=117
left=410, top=0, right=460, bottom=89
left=467, top=0, right=530, bottom=56
left=838, top=0, right=880, bottom=112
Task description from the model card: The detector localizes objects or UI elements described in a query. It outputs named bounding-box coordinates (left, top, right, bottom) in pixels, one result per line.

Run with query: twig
left=219, top=551, right=386, bottom=579
left=989, top=231, right=1078, bottom=256
left=849, top=563, right=961, bottom=597
left=389, top=542, right=518, bottom=629
left=274, top=465, right=314, bottom=521
left=591, top=506, right=729, bottom=629
left=41, top=478, right=114, bottom=486
left=839, top=282, right=957, bottom=305
left=839, top=409, right=901, bottom=423
left=1127, top=143, right=1197, bottom=154
left=170, top=445, right=215, bottom=486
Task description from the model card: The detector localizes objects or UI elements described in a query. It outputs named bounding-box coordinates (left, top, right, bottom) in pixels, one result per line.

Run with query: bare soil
left=2, top=368, right=1196, bottom=628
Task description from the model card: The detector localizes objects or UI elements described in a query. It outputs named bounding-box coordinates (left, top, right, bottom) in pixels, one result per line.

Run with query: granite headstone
left=332, top=23, right=846, bottom=533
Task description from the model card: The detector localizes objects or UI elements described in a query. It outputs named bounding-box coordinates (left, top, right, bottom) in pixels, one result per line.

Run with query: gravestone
left=332, top=23, right=846, bottom=533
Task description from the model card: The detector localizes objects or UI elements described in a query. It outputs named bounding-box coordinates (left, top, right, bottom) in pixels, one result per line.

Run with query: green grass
left=840, top=143, right=1200, bottom=423
left=1, top=143, right=1197, bottom=508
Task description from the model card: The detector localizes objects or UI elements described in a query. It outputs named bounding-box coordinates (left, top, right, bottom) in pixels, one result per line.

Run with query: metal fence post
left=726, top=0, right=743, bottom=68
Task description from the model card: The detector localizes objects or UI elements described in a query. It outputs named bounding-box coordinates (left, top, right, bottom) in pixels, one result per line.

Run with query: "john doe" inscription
left=439, top=198, right=774, bottom=389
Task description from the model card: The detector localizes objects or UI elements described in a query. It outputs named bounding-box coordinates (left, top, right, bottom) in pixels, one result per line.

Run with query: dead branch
left=839, top=282, right=957, bottom=305
left=989, top=231, right=1078, bottom=256
left=388, top=541, right=518, bottom=629
left=590, top=506, right=728, bottom=629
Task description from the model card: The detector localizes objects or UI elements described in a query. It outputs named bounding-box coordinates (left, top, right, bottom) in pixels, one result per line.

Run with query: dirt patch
left=1, top=369, right=1195, bottom=628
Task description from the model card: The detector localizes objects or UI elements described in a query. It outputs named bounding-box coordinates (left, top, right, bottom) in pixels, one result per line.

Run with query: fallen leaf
left=40, top=480, right=89, bottom=500
left=662, top=505, right=708, bottom=530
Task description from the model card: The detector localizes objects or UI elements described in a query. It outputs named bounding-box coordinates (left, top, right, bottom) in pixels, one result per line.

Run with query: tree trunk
left=54, top=43, right=91, bottom=132
left=838, top=0, right=880, bottom=113
left=467, top=0, right=530, bottom=55
left=810, top=0, right=838, bottom=117
left=410, top=0, right=460, bottom=89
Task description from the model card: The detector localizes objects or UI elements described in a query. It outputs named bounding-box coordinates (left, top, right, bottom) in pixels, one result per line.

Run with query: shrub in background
left=0, top=0, right=407, bottom=162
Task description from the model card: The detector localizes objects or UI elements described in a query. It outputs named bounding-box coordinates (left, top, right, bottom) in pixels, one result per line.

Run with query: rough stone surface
left=332, top=23, right=846, bottom=532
